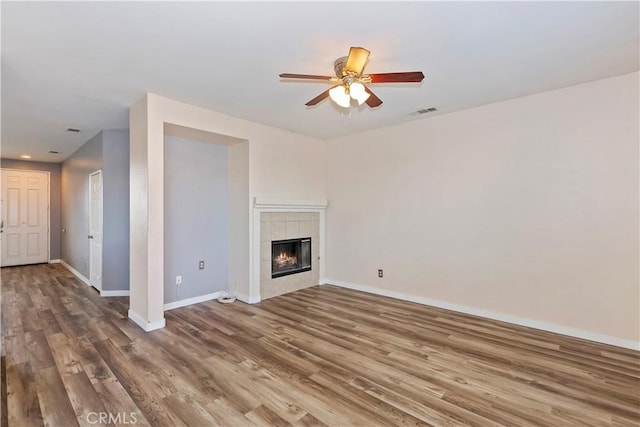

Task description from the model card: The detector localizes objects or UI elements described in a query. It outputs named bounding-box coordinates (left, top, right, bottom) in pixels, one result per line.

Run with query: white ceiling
left=2, top=1, right=638, bottom=162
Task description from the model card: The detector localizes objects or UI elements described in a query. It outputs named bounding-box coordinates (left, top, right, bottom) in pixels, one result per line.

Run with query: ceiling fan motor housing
left=334, top=56, right=348, bottom=77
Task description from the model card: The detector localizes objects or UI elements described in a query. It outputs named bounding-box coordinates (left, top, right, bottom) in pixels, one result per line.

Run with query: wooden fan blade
left=305, top=85, right=338, bottom=106
left=344, top=47, right=370, bottom=75
left=280, top=73, right=333, bottom=80
left=369, top=72, right=425, bottom=83
left=364, top=87, right=383, bottom=108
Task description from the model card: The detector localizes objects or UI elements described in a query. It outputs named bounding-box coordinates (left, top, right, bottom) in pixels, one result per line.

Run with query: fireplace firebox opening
left=272, top=237, right=311, bottom=278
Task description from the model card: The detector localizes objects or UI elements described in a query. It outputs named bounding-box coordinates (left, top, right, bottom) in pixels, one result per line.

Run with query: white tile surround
left=251, top=198, right=327, bottom=302
left=261, top=212, right=320, bottom=299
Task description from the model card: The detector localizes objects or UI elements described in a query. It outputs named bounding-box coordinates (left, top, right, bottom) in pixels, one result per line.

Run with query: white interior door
left=0, top=169, right=50, bottom=267
left=89, top=170, right=103, bottom=291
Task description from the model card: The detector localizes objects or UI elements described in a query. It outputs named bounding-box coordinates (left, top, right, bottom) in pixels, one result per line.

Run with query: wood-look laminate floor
left=1, top=264, right=639, bottom=426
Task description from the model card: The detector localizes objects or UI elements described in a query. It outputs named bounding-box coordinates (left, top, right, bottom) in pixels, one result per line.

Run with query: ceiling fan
left=279, top=47, right=424, bottom=109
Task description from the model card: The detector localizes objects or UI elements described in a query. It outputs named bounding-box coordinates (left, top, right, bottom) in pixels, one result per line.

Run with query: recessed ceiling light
left=66, top=128, right=83, bottom=133
left=20, top=155, right=32, bottom=159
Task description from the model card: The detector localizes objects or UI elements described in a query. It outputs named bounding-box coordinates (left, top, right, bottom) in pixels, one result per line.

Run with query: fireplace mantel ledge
left=253, top=197, right=328, bottom=210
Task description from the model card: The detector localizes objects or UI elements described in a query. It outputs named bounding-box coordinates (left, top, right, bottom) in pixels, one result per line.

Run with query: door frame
left=0, top=168, right=51, bottom=266
left=88, top=169, right=103, bottom=290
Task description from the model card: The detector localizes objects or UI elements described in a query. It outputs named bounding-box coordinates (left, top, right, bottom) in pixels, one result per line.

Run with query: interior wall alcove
left=129, top=94, right=251, bottom=331
left=163, top=124, right=246, bottom=310
left=128, top=93, right=327, bottom=331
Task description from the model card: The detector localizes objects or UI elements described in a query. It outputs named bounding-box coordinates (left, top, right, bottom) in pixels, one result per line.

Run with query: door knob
left=88, top=235, right=94, bottom=239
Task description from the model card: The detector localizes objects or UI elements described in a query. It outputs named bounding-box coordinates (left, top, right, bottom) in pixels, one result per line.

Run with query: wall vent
left=65, top=128, right=82, bottom=133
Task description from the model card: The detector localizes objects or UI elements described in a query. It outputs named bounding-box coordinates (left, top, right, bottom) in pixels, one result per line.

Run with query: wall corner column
left=129, top=94, right=166, bottom=331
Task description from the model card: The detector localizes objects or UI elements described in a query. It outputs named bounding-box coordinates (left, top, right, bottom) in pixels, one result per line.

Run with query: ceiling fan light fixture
left=329, top=85, right=351, bottom=108
left=281, top=46, right=424, bottom=108
left=349, top=82, right=370, bottom=105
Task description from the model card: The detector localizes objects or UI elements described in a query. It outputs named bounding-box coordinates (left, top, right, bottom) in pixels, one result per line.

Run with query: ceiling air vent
left=48, top=150, right=60, bottom=154
left=66, top=127, right=82, bottom=133
left=409, top=107, right=438, bottom=117
left=416, top=107, right=437, bottom=114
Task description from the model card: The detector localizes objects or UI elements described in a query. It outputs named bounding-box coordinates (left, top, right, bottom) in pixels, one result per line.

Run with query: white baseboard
left=323, top=279, right=640, bottom=351
left=60, top=261, right=91, bottom=287
left=128, top=309, right=166, bottom=332
left=236, top=293, right=260, bottom=304
left=164, top=291, right=224, bottom=311
left=100, top=290, right=130, bottom=297
left=59, top=261, right=128, bottom=297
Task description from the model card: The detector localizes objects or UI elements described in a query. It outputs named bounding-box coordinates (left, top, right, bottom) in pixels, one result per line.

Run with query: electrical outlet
left=378, top=269, right=383, bottom=278
left=176, top=275, right=182, bottom=285
left=199, top=260, right=205, bottom=270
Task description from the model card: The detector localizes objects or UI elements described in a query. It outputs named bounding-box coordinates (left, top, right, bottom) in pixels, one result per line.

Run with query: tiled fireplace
left=260, top=212, right=320, bottom=300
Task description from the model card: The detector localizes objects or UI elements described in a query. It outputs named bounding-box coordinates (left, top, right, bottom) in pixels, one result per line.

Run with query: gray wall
left=101, top=130, right=130, bottom=291
left=61, top=130, right=130, bottom=291
left=61, top=132, right=103, bottom=277
left=164, top=135, right=228, bottom=304
left=0, top=159, right=62, bottom=260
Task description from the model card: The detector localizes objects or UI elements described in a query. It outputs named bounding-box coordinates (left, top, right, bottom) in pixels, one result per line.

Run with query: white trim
left=60, top=260, right=91, bottom=287
left=324, top=279, right=640, bottom=351
left=63, top=260, right=129, bottom=297
left=49, top=259, right=62, bottom=264
left=236, top=293, right=260, bottom=304
left=319, top=212, right=326, bottom=283
left=100, top=290, right=130, bottom=297
left=251, top=209, right=262, bottom=303
left=254, top=197, right=328, bottom=210
left=163, top=291, right=224, bottom=311
left=128, top=309, right=166, bottom=332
